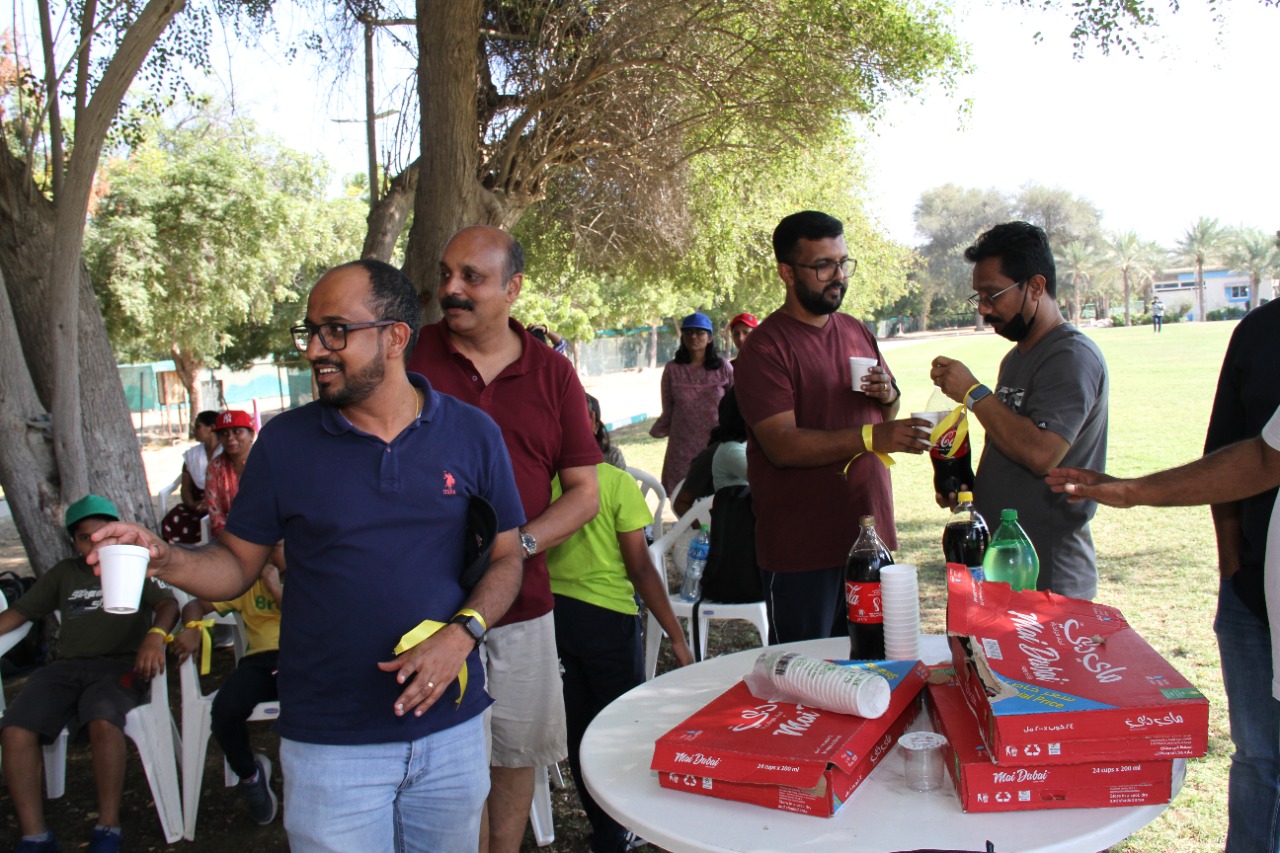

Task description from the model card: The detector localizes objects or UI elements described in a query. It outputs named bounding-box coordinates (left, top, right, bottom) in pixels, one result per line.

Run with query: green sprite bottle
left=981, top=508, right=1039, bottom=591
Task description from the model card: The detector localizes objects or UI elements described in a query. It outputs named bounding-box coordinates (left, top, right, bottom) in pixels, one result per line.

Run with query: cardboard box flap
left=946, top=566, right=1204, bottom=714
left=652, top=660, right=926, bottom=788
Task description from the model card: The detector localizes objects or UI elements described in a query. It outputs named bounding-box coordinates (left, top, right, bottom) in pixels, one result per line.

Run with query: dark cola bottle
left=845, top=515, right=892, bottom=660
left=942, top=490, right=989, bottom=581
left=925, top=389, right=975, bottom=500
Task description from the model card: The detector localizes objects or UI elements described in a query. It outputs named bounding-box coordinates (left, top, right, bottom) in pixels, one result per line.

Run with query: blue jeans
left=280, top=714, right=488, bottom=853
left=1214, top=577, right=1280, bottom=853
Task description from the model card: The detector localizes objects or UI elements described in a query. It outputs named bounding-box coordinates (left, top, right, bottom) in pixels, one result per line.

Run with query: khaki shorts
left=483, top=612, right=566, bottom=768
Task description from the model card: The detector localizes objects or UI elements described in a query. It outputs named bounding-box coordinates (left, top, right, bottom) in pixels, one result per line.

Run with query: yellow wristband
left=148, top=627, right=173, bottom=644
left=861, top=423, right=875, bottom=453
left=455, top=608, right=488, bottom=633
left=185, top=618, right=218, bottom=675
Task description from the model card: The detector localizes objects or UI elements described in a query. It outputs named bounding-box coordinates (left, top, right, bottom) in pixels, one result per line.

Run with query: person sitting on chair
left=0, top=495, right=178, bottom=853
left=174, top=564, right=283, bottom=826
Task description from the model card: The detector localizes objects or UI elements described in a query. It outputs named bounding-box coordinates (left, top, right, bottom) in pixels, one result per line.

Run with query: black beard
left=314, top=353, right=385, bottom=408
left=795, top=281, right=845, bottom=316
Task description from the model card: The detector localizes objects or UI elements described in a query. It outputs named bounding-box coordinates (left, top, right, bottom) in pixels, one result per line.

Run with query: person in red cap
left=205, top=410, right=256, bottom=539
left=728, top=312, right=758, bottom=365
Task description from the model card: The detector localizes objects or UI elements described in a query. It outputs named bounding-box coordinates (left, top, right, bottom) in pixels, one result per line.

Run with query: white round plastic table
left=580, top=636, right=1181, bottom=853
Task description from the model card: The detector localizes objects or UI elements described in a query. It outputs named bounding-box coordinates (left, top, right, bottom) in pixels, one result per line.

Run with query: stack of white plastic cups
left=880, top=564, right=921, bottom=660
left=745, top=651, right=891, bottom=719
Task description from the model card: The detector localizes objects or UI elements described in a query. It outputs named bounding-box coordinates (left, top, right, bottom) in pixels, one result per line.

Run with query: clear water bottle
left=942, top=491, right=989, bottom=582
left=982, top=508, right=1040, bottom=591
left=680, top=526, right=711, bottom=601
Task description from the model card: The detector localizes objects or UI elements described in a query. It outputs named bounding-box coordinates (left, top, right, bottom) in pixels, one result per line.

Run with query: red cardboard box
left=946, top=566, right=1209, bottom=765
left=927, top=676, right=1184, bottom=812
left=651, top=660, right=927, bottom=817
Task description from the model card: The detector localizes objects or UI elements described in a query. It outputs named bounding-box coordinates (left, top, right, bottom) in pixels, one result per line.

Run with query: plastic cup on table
left=849, top=357, right=878, bottom=391
left=899, top=731, right=948, bottom=792
left=98, top=544, right=151, bottom=614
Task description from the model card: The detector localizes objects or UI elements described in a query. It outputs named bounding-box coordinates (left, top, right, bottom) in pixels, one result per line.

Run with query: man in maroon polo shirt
left=735, top=210, right=930, bottom=645
left=407, top=225, right=601, bottom=853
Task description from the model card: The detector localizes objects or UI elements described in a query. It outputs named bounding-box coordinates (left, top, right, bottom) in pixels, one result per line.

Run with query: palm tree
left=1225, top=228, right=1280, bottom=311
left=1056, top=240, right=1102, bottom=324
left=1175, top=217, right=1224, bottom=321
left=1102, top=231, right=1162, bottom=326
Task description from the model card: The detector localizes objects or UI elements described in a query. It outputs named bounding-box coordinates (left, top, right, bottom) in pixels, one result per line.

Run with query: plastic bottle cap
left=957, top=490, right=974, bottom=502
left=1001, top=508, right=1018, bottom=521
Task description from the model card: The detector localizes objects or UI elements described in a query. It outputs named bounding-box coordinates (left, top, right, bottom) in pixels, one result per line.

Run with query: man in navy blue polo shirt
left=90, top=259, right=525, bottom=853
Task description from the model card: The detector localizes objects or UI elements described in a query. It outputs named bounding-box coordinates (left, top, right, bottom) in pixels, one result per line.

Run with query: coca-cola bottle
left=925, top=388, right=975, bottom=500
left=845, top=515, right=892, bottom=660
left=942, top=491, right=989, bottom=582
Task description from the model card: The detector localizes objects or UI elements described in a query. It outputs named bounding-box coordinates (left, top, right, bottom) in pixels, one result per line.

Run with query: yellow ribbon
left=393, top=620, right=468, bottom=706
left=844, top=424, right=894, bottom=476
left=931, top=405, right=970, bottom=459
left=148, top=626, right=174, bottom=643
left=186, top=618, right=217, bottom=675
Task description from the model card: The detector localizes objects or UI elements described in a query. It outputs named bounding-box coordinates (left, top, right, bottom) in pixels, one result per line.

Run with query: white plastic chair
left=154, top=474, right=182, bottom=527
left=529, top=764, right=556, bottom=846
left=40, top=654, right=185, bottom=843
left=0, top=594, right=33, bottom=715
left=174, top=590, right=280, bottom=840
left=627, top=467, right=668, bottom=536
left=643, top=496, right=770, bottom=679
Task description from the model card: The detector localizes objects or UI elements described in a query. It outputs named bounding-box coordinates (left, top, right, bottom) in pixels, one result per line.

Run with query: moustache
left=311, top=358, right=342, bottom=370
left=440, top=295, right=475, bottom=311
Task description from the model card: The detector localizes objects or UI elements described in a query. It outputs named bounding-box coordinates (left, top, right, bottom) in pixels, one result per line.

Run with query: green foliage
left=514, top=126, right=913, bottom=337
left=908, top=184, right=1011, bottom=324
left=1205, top=306, right=1248, bottom=322
left=86, top=107, right=364, bottom=369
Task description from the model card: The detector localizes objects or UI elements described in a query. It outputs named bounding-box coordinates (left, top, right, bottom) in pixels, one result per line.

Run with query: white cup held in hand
left=849, top=356, right=878, bottom=391
left=98, top=544, right=150, bottom=614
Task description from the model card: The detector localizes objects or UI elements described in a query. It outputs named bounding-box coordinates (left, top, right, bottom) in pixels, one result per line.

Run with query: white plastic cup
left=745, top=651, right=891, bottom=719
left=98, top=544, right=150, bottom=614
left=849, top=356, right=878, bottom=391
left=900, top=731, right=948, bottom=792
left=910, top=411, right=949, bottom=446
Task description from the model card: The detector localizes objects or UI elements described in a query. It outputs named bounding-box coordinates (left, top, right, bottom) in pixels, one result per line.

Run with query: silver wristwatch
left=519, top=528, right=538, bottom=559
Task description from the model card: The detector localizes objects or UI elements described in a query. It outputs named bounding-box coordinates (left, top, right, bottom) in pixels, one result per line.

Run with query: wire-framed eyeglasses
left=789, top=257, right=857, bottom=283
left=290, top=320, right=398, bottom=352
left=967, top=279, right=1027, bottom=311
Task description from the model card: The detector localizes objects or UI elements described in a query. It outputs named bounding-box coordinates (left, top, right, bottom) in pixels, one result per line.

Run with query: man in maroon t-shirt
left=735, top=210, right=931, bottom=645
left=407, top=225, right=601, bottom=853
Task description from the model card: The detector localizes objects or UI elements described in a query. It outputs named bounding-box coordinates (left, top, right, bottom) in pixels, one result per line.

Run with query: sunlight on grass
left=619, top=320, right=1239, bottom=852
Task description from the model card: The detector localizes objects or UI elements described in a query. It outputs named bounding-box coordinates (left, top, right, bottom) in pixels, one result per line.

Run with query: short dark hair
left=964, top=221, right=1058, bottom=298
left=332, top=259, right=421, bottom=361
left=504, top=233, right=525, bottom=282
left=709, top=387, right=747, bottom=444
left=772, top=211, right=844, bottom=264
left=194, top=410, right=219, bottom=428
left=585, top=393, right=612, bottom=455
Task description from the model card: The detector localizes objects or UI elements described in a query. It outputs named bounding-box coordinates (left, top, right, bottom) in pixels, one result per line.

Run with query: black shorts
left=0, top=658, right=147, bottom=743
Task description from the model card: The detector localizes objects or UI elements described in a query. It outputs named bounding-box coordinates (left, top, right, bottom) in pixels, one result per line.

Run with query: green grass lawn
left=618, top=320, right=1239, bottom=852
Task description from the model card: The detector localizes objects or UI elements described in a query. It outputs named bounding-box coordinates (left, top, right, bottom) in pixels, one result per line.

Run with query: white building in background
left=1151, top=267, right=1277, bottom=319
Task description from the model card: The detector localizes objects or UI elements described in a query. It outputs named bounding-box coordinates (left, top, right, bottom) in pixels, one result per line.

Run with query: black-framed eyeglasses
left=290, top=320, right=398, bottom=353
left=789, top=257, right=857, bottom=282
left=967, top=279, right=1027, bottom=311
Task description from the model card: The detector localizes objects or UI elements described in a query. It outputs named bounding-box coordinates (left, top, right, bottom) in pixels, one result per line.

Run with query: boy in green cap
left=0, top=495, right=178, bottom=853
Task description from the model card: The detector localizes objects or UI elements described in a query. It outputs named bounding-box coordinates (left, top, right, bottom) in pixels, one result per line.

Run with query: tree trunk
left=1122, top=269, right=1131, bottom=326
left=171, top=345, right=204, bottom=417
left=649, top=323, right=659, bottom=368
left=406, top=0, right=493, bottom=322
left=0, top=139, right=156, bottom=563
left=362, top=160, right=419, bottom=261
left=1251, top=273, right=1261, bottom=312
left=1195, top=260, right=1205, bottom=321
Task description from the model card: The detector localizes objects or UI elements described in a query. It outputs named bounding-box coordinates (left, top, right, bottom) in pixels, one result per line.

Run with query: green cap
left=64, top=494, right=120, bottom=531
left=1000, top=508, right=1018, bottom=521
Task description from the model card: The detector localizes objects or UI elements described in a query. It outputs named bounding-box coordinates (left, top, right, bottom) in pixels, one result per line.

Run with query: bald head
left=448, top=226, right=524, bottom=284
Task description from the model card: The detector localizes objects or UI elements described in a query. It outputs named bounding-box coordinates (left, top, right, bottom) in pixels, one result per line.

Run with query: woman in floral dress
left=649, top=312, right=734, bottom=494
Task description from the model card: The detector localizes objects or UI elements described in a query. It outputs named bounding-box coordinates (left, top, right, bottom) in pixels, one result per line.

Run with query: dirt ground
left=0, top=420, right=724, bottom=852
